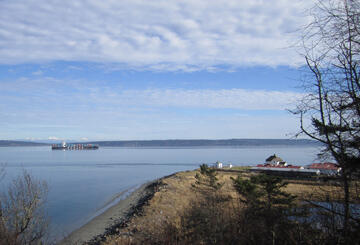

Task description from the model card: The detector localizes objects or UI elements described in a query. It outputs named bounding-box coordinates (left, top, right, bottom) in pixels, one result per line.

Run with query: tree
left=0, top=170, right=49, bottom=245
left=193, top=164, right=223, bottom=192
left=188, top=164, right=228, bottom=245
left=232, top=174, right=296, bottom=208
left=293, top=0, right=360, bottom=241
left=231, top=174, right=298, bottom=244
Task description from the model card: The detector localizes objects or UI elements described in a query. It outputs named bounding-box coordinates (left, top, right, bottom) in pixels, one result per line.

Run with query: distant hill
left=82, top=139, right=321, bottom=147
left=0, top=139, right=322, bottom=147
left=0, top=140, right=48, bottom=147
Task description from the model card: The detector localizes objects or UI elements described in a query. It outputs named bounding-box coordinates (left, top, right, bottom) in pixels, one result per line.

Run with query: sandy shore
left=60, top=180, right=160, bottom=245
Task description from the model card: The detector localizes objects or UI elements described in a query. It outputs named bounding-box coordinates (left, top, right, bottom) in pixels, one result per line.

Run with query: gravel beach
left=60, top=180, right=159, bottom=245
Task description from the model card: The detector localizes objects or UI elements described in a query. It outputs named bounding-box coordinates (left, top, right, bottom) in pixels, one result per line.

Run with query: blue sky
left=0, top=0, right=313, bottom=141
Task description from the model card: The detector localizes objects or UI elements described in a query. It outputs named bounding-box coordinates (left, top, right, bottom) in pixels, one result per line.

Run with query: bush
left=0, top=170, right=49, bottom=245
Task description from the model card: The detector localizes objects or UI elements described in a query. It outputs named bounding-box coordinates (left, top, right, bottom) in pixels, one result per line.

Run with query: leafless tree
left=293, top=0, right=360, bottom=241
left=0, top=170, right=49, bottom=245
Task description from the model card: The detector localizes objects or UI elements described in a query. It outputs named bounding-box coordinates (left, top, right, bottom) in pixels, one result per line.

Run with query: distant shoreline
left=1, top=139, right=321, bottom=147
left=0, top=140, right=48, bottom=147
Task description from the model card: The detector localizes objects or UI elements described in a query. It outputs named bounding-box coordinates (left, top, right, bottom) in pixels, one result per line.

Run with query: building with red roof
left=307, top=162, right=341, bottom=175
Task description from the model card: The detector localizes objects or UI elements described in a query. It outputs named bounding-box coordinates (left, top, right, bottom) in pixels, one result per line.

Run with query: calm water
left=0, top=145, right=320, bottom=239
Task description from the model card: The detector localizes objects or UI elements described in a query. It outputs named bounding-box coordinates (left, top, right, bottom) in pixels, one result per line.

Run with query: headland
left=62, top=167, right=345, bottom=245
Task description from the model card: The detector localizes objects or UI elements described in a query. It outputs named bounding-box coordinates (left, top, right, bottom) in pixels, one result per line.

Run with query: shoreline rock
left=61, top=174, right=173, bottom=245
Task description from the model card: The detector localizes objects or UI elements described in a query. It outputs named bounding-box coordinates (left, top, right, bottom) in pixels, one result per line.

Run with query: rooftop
left=265, top=154, right=283, bottom=162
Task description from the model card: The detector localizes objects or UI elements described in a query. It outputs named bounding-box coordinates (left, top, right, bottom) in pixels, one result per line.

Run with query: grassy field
left=101, top=169, right=356, bottom=245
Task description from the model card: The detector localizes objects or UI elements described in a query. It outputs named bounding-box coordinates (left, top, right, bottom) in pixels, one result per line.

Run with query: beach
left=61, top=179, right=162, bottom=245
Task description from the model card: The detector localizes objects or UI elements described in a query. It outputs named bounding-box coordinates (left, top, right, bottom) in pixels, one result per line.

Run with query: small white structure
left=229, top=163, right=233, bottom=168
left=216, top=161, right=223, bottom=169
left=265, top=154, right=286, bottom=166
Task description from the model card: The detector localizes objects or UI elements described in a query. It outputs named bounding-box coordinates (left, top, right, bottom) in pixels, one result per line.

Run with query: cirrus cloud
left=0, top=0, right=311, bottom=70
left=0, top=76, right=305, bottom=140
left=0, top=77, right=303, bottom=111
left=106, top=88, right=303, bottom=110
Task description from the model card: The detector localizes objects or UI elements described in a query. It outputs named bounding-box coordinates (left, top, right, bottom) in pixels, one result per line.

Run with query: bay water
left=0, top=145, right=320, bottom=239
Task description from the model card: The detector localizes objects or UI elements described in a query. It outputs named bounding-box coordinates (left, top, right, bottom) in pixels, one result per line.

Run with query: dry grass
left=101, top=169, right=355, bottom=245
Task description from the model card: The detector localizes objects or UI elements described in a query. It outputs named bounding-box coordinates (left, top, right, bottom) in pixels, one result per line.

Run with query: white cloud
left=0, top=0, right=312, bottom=70
left=32, top=70, right=43, bottom=76
left=0, top=77, right=303, bottom=110
left=116, top=89, right=303, bottom=110
left=48, top=136, right=60, bottom=140
left=0, top=76, right=306, bottom=139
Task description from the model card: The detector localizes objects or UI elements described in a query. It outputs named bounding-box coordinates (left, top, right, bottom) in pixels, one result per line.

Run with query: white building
left=265, top=154, right=286, bottom=166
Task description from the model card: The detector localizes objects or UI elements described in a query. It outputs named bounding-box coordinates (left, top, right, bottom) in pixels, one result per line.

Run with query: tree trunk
left=343, top=172, right=350, bottom=243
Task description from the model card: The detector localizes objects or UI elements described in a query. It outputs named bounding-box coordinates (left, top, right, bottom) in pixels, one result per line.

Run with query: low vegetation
left=101, top=165, right=360, bottom=245
left=0, top=168, right=49, bottom=245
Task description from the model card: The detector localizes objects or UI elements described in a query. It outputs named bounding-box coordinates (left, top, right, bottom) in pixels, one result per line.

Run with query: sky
left=0, top=0, right=314, bottom=141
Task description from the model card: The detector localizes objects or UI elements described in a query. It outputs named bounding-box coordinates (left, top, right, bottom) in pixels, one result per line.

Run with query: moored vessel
left=51, top=141, right=99, bottom=150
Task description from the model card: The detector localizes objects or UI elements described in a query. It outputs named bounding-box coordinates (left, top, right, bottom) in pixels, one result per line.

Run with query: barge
left=52, top=142, right=99, bottom=150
